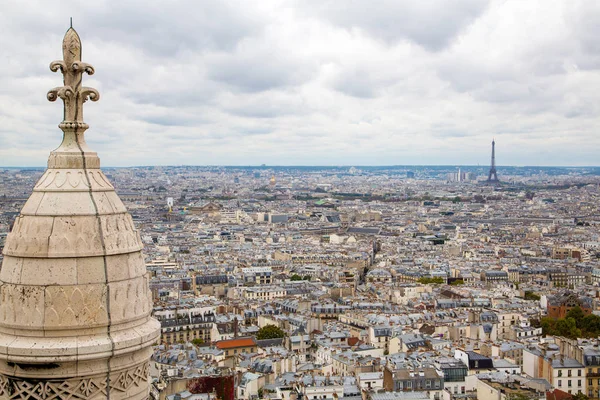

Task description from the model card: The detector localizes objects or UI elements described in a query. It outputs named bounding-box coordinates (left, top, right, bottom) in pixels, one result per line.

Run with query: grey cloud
left=142, top=115, right=196, bottom=127
left=208, top=61, right=294, bottom=92
left=89, top=1, right=262, bottom=57
left=436, top=60, right=517, bottom=93
left=565, top=3, right=600, bottom=71
left=206, top=52, right=315, bottom=93
left=301, top=0, right=490, bottom=51
left=332, top=69, right=378, bottom=98
left=222, top=90, right=311, bottom=118
left=1, top=0, right=600, bottom=166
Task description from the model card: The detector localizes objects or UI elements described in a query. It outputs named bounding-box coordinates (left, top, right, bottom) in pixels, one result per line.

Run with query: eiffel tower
left=487, top=139, right=499, bottom=183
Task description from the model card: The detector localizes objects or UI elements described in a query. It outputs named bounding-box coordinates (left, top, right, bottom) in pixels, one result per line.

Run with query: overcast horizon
left=1, top=1, right=600, bottom=167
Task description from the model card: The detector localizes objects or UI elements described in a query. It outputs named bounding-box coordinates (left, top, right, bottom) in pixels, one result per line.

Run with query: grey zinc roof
left=551, top=357, right=584, bottom=368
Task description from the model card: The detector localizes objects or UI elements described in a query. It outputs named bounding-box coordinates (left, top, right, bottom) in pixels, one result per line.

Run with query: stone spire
left=0, top=26, right=160, bottom=399
left=47, top=27, right=100, bottom=170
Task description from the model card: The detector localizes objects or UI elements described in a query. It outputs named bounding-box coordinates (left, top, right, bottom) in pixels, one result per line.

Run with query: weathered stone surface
left=0, top=26, right=160, bottom=399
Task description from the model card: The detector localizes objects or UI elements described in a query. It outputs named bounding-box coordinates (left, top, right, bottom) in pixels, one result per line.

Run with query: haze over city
left=1, top=0, right=600, bottom=167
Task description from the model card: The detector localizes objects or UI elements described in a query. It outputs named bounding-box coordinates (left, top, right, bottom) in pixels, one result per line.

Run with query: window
left=569, top=370, right=572, bottom=377
left=578, top=370, right=582, bottom=377
left=559, top=371, right=563, bottom=377
left=558, top=380, right=562, bottom=387
left=568, top=380, right=572, bottom=387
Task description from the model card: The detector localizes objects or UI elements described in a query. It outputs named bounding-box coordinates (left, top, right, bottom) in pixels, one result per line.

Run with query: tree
left=523, top=291, right=541, bottom=301
left=573, top=393, right=590, bottom=400
left=418, top=277, right=444, bottom=285
left=508, top=394, right=535, bottom=400
left=581, top=314, right=600, bottom=334
left=191, top=338, right=204, bottom=346
left=303, top=275, right=311, bottom=281
left=256, top=324, right=286, bottom=340
left=566, top=306, right=585, bottom=324
left=542, top=316, right=582, bottom=339
left=555, top=317, right=581, bottom=338
left=290, top=274, right=302, bottom=281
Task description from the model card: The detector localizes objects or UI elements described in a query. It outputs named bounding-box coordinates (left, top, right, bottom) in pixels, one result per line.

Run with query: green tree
left=508, top=394, right=534, bottom=400
left=573, top=393, right=590, bottom=400
left=256, top=324, right=286, bottom=340
left=508, top=394, right=535, bottom=400
left=290, top=274, right=302, bottom=281
left=524, top=291, right=541, bottom=301
left=418, top=277, right=444, bottom=285
left=554, top=317, right=581, bottom=339
left=530, top=318, right=541, bottom=328
left=581, top=314, right=600, bottom=333
left=303, top=275, right=311, bottom=281
left=541, top=317, right=554, bottom=336
left=191, top=338, right=204, bottom=346
left=450, top=279, right=464, bottom=286
left=566, top=306, right=585, bottom=326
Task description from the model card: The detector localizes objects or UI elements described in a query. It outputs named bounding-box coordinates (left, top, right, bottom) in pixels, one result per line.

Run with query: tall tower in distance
left=0, top=26, right=160, bottom=399
left=487, top=139, right=499, bottom=183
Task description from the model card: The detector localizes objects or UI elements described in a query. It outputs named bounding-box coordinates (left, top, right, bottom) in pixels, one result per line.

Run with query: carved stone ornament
left=47, top=27, right=99, bottom=124
left=0, top=362, right=149, bottom=399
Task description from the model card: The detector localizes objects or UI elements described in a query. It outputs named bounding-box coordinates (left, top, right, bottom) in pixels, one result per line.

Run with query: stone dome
left=0, top=27, right=160, bottom=400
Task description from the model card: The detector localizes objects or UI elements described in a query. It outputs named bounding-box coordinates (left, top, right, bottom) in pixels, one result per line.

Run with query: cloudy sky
left=1, top=0, right=599, bottom=167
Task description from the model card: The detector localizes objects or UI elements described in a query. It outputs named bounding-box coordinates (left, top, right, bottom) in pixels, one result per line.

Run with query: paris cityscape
left=4, top=156, right=600, bottom=400
left=2, top=1, right=600, bottom=400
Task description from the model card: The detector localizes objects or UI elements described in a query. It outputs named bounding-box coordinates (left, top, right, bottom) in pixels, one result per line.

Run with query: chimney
left=234, top=317, right=239, bottom=338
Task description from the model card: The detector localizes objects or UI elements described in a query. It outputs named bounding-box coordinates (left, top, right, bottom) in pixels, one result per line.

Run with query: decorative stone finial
left=47, top=27, right=99, bottom=127
left=46, top=27, right=101, bottom=169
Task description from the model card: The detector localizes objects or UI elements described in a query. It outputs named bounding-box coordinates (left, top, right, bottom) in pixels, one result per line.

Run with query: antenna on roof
left=70, top=17, right=73, bottom=28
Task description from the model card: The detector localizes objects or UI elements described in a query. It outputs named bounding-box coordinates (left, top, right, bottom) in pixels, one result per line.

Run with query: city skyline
left=2, top=0, right=600, bottom=167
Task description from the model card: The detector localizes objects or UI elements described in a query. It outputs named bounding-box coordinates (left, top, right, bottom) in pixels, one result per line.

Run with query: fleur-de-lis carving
left=47, top=27, right=99, bottom=124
